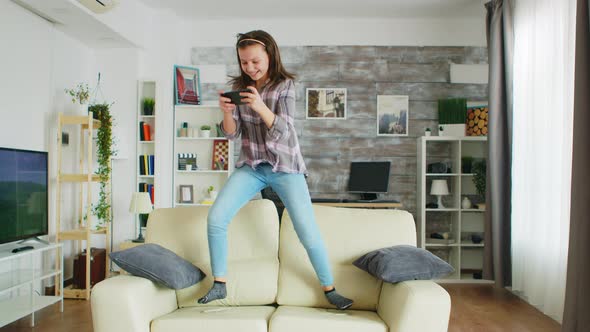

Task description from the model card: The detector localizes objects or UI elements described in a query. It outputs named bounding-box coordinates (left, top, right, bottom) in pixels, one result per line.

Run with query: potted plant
left=472, top=159, right=486, bottom=210
left=65, top=83, right=90, bottom=114
left=200, top=125, right=211, bottom=138
left=88, top=103, right=116, bottom=227
left=142, top=97, right=155, bottom=116
left=425, top=128, right=432, bottom=136
left=207, top=185, right=218, bottom=200
left=438, top=98, right=467, bottom=137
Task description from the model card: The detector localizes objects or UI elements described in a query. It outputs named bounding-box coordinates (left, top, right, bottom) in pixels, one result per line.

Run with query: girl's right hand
left=219, top=91, right=236, bottom=114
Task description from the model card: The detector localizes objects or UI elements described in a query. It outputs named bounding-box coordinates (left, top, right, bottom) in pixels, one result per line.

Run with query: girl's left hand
left=240, top=86, right=265, bottom=113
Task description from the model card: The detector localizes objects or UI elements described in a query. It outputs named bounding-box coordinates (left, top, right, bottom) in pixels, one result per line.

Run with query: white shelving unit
left=136, top=81, right=156, bottom=238
left=0, top=243, right=63, bottom=327
left=417, top=136, right=491, bottom=283
left=172, top=103, right=233, bottom=206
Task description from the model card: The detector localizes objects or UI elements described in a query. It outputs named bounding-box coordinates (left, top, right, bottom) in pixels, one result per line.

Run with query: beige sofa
left=92, top=199, right=451, bottom=332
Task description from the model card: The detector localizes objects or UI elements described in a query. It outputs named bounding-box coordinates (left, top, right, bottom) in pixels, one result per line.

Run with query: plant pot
left=201, top=130, right=211, bottom=138
left=477, top=203, right=486, bottom=210
left=209, top=191, right=218, bottom=200
left=78, top=103, right=89, bottom=115
left=143, top=105, right=154, bottom=116
left=439, top=124, right=466, bottom=137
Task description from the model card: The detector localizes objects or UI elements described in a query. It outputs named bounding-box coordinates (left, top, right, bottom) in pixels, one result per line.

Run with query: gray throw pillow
left=109, top=243, right=206, bottom=289
left=353, top=245, right=454, bottom=283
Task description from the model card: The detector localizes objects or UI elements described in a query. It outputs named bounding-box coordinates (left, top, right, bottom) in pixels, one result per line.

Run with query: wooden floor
left=0, top=284, right=560, bottom=332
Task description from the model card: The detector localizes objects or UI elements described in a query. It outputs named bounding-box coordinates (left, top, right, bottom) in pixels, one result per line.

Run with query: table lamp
left=430, top=179, right=449, bottom=208
left=129, top=192, right=153, bottom=243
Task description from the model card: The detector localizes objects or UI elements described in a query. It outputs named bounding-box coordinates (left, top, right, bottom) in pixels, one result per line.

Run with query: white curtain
left=511, top=0, right=576, bottom=323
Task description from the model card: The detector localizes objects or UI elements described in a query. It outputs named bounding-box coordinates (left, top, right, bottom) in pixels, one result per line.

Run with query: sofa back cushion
left=277, top=205, right=416, bottom=310
left=146, top=199, right=280, bottom=307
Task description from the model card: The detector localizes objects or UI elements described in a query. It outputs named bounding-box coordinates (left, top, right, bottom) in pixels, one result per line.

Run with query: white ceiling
left=137, top=0, right=486, bottom=19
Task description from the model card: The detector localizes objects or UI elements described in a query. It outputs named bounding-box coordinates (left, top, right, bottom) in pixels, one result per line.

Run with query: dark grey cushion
left=353, top=245, right=454, bottom=283
left=109, top=243, right=206, bottom=289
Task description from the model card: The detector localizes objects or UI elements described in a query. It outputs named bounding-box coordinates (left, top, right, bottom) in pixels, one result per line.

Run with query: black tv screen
left=348, top=161, right=391, bottom=194
left=0, top=148, right=48, bottom=244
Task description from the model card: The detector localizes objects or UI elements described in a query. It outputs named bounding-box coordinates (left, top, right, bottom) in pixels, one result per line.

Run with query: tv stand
left=359, top=193, right=378, bottom=201
left=17, top=236, right=49, bottom=245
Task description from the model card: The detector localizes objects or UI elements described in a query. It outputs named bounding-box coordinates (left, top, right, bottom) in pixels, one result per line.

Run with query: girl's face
left=238, top=44, right=270, bottom=83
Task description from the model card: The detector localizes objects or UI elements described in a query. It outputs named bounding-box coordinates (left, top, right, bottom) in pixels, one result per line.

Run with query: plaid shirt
left=220, top=79, right=307, bottom=174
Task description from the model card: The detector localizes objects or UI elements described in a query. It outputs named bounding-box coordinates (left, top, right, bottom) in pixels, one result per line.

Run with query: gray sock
left=325, top=288, right=353, bottom=310
left=198, top=281, right=227, bottom=304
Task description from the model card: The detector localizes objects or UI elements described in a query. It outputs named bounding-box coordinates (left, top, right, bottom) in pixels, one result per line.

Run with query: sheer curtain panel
left=511, top=0, right=576, bottom=323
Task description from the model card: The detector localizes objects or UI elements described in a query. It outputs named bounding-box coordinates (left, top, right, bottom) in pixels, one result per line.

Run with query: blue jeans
left=207, top=164, right=334, bottom=286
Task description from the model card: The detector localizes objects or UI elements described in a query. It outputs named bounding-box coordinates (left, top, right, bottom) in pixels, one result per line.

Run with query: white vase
left=209, top=191, right=218, bottom=200
left=201, top=130, right=211, bottom=138
left=461, top=197, right=472, bottom=209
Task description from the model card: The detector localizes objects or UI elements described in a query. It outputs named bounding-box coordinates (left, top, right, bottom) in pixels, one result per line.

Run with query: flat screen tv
left=347, top=161, right=391, bottom=201
left=0, top=147, right=48, bottom=245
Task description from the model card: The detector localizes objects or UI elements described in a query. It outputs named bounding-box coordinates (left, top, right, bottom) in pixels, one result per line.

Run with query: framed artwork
left=306, top=88, right=347, bottom=119
left=174, top=65, right=201, bottom=105
left=466, top=101, right=489, bottom=136
left=377, top=95, right=409, bottom=136
left=179, top=185, right=194, bottom=203
left=212, top=139, right=229, bottom=170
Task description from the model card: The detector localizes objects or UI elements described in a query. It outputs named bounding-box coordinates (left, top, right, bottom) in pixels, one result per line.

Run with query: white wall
left=181, top=17, right=487, bottom=47
left=0, top=0, right=99, bottom=278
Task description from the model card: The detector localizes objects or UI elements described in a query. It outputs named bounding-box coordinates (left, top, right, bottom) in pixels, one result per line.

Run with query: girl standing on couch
left=198, top=30, right=353, bottom=310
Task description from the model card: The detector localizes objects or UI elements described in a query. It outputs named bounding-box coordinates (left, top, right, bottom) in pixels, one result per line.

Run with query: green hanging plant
left=88, top=103, right=116, bottom=227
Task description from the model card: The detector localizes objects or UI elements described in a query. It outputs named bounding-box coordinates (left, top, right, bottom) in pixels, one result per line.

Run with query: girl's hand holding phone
left=218, top=90, right=236, bottom=114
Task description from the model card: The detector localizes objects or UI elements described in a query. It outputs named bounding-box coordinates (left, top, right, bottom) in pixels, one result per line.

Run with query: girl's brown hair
left=229, top=30, right=295, bottom=90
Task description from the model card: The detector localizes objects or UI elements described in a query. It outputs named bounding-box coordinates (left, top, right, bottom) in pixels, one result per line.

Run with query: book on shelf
left=139, top=122, right=152, bottom=141
left=138, top=182, right=155, bottom=205
left=139, top=155, right=155, bottom=175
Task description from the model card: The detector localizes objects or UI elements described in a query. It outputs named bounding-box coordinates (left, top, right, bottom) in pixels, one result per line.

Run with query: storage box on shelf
left=173, top=104, right=233, bottom=207
left=56, top=113, right=111, bottom=299
left=0, top=243, right=63, bottom=328
left=417, top=136, right=490, bottom=283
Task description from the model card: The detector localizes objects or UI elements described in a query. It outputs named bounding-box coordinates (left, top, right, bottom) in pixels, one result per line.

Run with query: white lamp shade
left=430, top=180, right=450, bottom=195
left=129, top=192, right=153, bottom=214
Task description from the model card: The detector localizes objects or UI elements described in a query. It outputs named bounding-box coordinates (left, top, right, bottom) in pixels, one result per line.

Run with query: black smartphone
left=221, top=89, right=252, bottom=105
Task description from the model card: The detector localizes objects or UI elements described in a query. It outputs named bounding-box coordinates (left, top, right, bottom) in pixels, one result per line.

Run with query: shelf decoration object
left=212, top=139, right=229, bottom=170
left=174, top=65, right=201, bottom=105
left=129, top=192, right=153, bottom=243
left=466, top=106, right=488, bottom=136
left=430, top=179, right=450, bottom=209
left=438, top=98, right=467, bottom=136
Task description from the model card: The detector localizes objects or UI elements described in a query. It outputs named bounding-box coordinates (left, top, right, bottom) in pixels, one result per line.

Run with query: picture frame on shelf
left=174, top=65, right=201, bottom=105
left=306, top=88, right=346, bottom=119
left=377, top=95, right=409, bottom=136
left=212, top=139, right=229, bottom=170
left=179, top=185, right=194, bottom=203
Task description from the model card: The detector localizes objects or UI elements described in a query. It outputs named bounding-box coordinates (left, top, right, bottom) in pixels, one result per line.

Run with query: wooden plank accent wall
left=192, top=46, right=488, bottom=217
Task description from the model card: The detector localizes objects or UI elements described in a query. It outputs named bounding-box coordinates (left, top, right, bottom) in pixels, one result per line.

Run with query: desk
left=313, top=202, right=402, bottom=209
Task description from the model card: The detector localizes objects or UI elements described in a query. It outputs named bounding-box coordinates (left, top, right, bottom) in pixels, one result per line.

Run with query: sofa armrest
left=91, top=275, right=178, bottom=332
left=377, top=280, right=451, bottom=332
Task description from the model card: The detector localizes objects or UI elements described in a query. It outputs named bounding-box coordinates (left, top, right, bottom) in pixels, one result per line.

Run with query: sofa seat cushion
left=269, top=306, right=387, bottom=332
left=152, top=306, right=276, bottom=332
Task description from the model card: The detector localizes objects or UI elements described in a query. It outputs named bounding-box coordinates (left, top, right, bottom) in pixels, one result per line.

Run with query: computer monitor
left=347, top=161, right=391, bottom=201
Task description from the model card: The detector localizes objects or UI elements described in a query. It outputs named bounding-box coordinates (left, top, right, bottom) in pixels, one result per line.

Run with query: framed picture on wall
left=377, top=95, right=409, bottom=136
left=306, top=88, right=347, bottom=119
left=174, top=65, right=201, bottom=105
left=179, top=185, right=194, bottom=203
